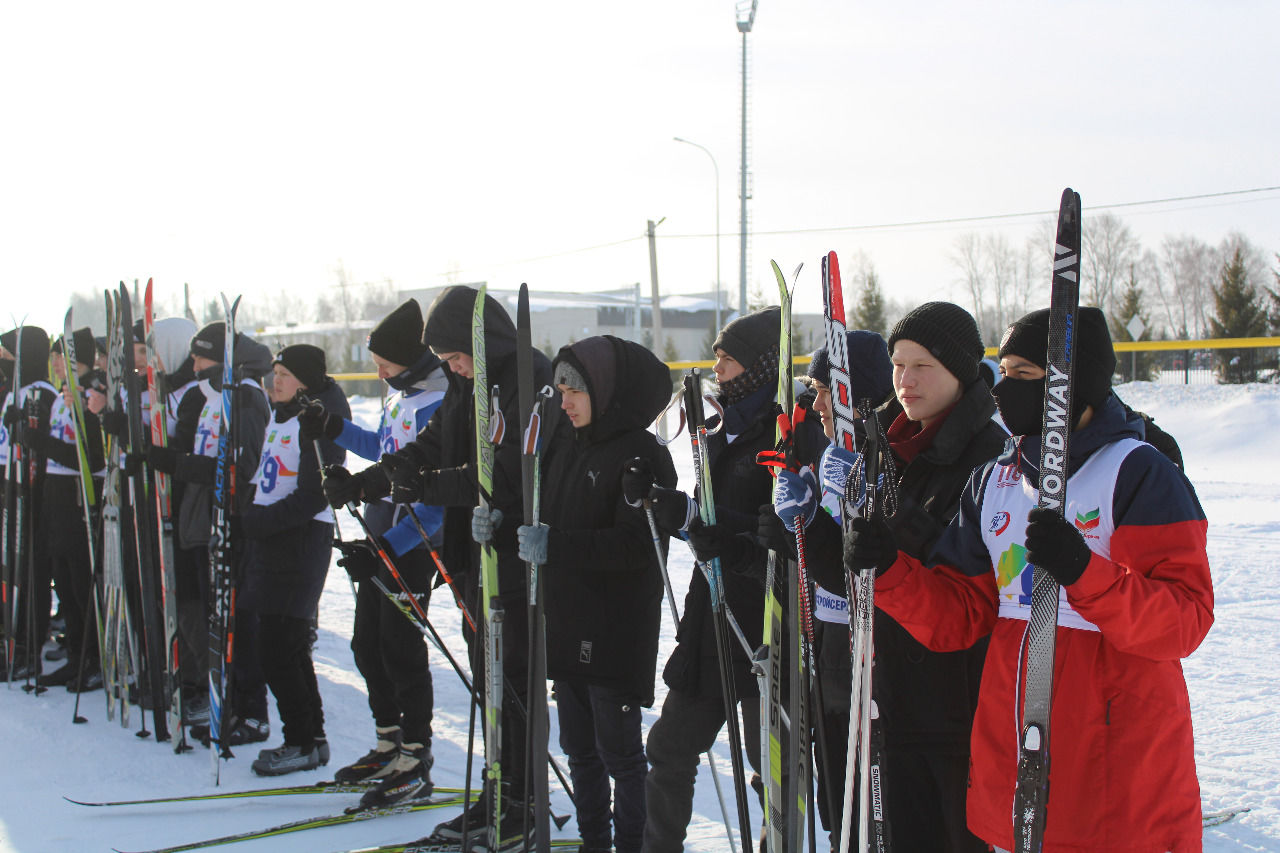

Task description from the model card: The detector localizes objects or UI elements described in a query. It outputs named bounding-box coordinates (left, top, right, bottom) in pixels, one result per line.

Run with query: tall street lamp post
left=673, top=136, right=722, bottom=332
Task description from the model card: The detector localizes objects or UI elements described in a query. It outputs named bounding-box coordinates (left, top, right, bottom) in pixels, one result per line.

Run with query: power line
left=666, top=184, right=1280, bottom=238
left=437, top=184, right=1280, bottom=276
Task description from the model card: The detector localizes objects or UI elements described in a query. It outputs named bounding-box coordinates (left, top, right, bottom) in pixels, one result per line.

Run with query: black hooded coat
left=542, top=336, right=677, bottom=707
left=386, top=286, right=572, bottom=670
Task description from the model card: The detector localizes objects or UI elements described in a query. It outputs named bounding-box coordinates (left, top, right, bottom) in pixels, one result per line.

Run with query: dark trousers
left=351, top=547, right=435, bottom=746
left=176, top=545, right=209, bottom=693
left=813, top=707, right=851, bottom=845
left=641, top=686, right=762, bottom=853
left=554, top=681, right=647, bottom=853
left=231, top=604, right=268, bottom=722
left=47, top=494, right=96, bottom=667
left=880, top=747, right=986, bottom=853
left=260, top=612, right=325, bottom=746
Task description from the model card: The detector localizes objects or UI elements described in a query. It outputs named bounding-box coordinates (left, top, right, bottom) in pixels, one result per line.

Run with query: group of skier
left=1, top=254, right=1214, bottom=853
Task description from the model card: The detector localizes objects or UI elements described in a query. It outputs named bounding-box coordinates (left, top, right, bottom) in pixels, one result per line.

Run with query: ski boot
left=355, top=742, right=433, bottom=810
left=251, top=742, right=322, bottom=776
left=333, top=725, right=400, bottom=783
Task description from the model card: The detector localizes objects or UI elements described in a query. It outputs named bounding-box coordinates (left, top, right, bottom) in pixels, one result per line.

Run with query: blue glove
left=773, top=467, right=819, bottom=532
left=820, top=444, right=859, bottom=506
left=517, top=523, right=550, bottom=564
left=471, top=505, right=504, bottom=545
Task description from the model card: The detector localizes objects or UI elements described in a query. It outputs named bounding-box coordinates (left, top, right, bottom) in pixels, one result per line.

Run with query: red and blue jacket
left=875, top=394, right=1213, bottom=852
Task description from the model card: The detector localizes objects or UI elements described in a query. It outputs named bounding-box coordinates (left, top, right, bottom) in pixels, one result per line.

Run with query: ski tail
left=145, top=279, right=185, bottom=748
left=1013, top=187, right=1082, bottom=852
left=208, top=294, right=241, bottom=781
left=516, top=282, right=552, bottom=853
left=683, top=369, right=755, bottom=853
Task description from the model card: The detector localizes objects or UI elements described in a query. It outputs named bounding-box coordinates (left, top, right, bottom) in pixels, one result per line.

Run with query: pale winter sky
left=2, top=0, right=1277, bottom=336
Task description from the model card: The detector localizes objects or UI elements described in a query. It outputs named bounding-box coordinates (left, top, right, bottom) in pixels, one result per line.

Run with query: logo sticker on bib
left=989, top=511, right=1011, bottom=535
left=1074, top=507, right=1101, bottom=537
left=996, top=542, right=1029, bottom=596
left=995, top=464, right=1021, bottom=488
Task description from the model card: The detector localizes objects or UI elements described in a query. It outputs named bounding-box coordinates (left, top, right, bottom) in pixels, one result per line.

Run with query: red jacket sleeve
left=1064, top=445, right=1214, bottom=660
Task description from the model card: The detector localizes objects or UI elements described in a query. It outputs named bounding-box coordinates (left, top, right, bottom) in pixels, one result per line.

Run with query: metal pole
left=738, top=29, right=749, bottom=315
left=647, top=219, right=665, bottom=354
left=674, top=137, right=722, bottom=332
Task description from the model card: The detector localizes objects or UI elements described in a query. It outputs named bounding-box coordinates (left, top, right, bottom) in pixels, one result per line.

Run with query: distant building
left=253, top=283, right=824, bottom=370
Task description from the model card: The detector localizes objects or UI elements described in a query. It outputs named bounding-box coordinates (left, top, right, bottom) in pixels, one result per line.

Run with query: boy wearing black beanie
left=858, top=304, right=1213, bottom=851
left=297, top=298, right=447, bottom=804
left=627, top=306, right=788, bottom=852
left=794, top=302, right=1002, bottom=851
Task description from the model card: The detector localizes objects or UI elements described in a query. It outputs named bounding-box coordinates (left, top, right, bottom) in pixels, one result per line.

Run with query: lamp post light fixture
left=673, top=136, right=722, bottom=332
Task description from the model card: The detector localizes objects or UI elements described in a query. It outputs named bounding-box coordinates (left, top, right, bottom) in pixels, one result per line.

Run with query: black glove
left=381, top=451, right=425, bottom=505
left=321, top=464, right=363, bottom=509
left=100, top=408, right=128, bottom=438
left=1, top=406, right=19, bottom=430
left=843, top=516, right=899, bottom=577
left=686, top=518, right=748, bottom=567
left=147, top=443, right=180, bottom=475
left=621, top=457, right=655, bottom=509
left=122, top=452, right=145, bottom=477
left=298, top=398, right=342, bottom=443
left=333, top=537, right=382, bottom=583
left=648, top=486, right=696, bottom=534
left=1024, top=506, right=1093, bottom=586
left=755, top=503, right=797, bottom=558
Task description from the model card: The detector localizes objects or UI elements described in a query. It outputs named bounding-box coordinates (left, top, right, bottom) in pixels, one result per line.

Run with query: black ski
left=1012, top=188, right=1082, bottom=852
left=110, top=793, right=470, bottom=853
left=339, top=838, right=584, bottom=853
left=516, top=282, right=551, bottom=853
left=66, top=783, right=467, bottom=807
left=119, top=283, right=169, bottom=741
left=208, top=293, right=241, bottom=781
left=684, top=369, right=754, bottom=853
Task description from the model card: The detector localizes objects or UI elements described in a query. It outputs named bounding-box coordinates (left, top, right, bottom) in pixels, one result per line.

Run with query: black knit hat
left=998, top=306, right=1117, bottom=410
left=274, top=344, right=327, bottom=391
left=713, top=306, right=780, bottom=368
left=1, top=326, right=51, bottom=386
left=52, top=327, right=98, bottom=369
left=131, top=320, right=146, bottom=345
left=807, top=330, right=894, bottom=407
left=367, top=300, right=427, bottom=368
left=190, top=322, right=226, bottom=361
left=887, top=302, right=984, bottom=385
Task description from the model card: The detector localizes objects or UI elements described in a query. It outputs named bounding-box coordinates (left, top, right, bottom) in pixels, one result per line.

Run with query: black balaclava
left=993, top=306, right=1117, bottom=436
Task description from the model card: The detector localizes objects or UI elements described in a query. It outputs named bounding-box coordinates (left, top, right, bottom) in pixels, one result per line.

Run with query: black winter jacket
left=663, top=382, right=777, bottom=701
left=171, top=337, right=272, bottom=549
left=239, top=379, right=349, bottom=617
left=383, top=287, right=572, bottom=642
left=809, top=377, right=1007, bottom=750
left=542, top=337, right=676, bottom=707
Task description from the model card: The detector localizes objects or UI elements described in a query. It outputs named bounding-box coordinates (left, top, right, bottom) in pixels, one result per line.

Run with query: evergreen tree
left=1269, top=254, right=1280, bottom=335
left=662, top=335, right=680, bottom=364
left=851, top=270, right=888, bottom=337
left=702, top=315, right=720, bottom=359
left=1208, top=246, right=1268, bottom=383
left=1109, top=268, right=1160, bottom=382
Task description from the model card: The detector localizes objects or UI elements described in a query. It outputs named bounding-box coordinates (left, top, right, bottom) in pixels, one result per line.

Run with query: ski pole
left=310, top=437, right=357, bottom=603
left=644, top=501, right=738, bottom=853
left=342, top=499, right=577, bottom=810
left=401, top=505, right=477, bottom=633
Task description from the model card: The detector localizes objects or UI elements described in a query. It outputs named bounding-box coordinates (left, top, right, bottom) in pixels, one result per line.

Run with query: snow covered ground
left=1, top=382, right=1278, bottom=852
